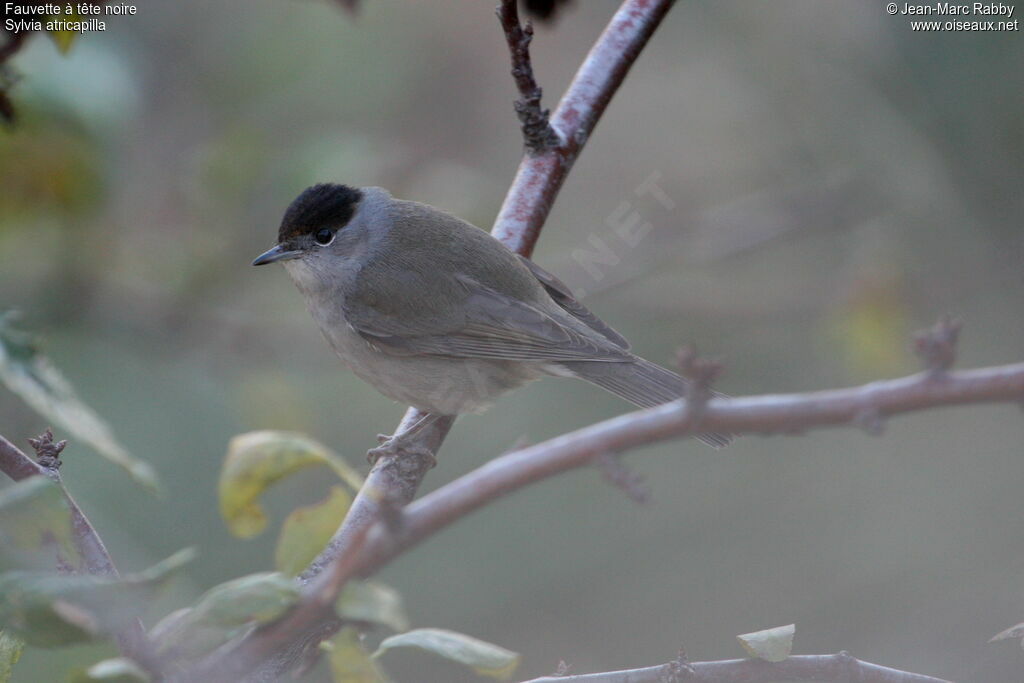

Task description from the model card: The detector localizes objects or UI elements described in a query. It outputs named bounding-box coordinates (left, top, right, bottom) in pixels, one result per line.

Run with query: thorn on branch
left=27, top=428, right=67, bottom=470
left=913, top=315, right=962, bottom=375
left=596, top=452, right=650, bottom=504
left=496, top=0, right=560, bottom=153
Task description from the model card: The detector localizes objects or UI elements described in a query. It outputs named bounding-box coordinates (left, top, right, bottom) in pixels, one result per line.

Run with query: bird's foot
left=366, top=433, right=437, bottom=469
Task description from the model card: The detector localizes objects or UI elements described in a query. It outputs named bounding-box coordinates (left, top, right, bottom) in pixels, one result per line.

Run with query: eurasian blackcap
left=253, top=184, right=731, bottom=455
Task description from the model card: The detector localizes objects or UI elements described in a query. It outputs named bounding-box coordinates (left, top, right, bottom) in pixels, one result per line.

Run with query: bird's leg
left=367, top=412, right=445, bottom=466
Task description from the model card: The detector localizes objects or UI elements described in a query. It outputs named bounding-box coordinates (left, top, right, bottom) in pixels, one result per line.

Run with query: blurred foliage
left=0, top=0, right=1022, bottom=681
left=0, top=548, right=193, bottom=647
left=0, top=313, right=159, bottom=491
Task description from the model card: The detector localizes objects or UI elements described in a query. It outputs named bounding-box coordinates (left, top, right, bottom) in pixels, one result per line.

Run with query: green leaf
left=737, top=623, right=795, bottom=662
left=70, top=658, right=150, bottom=682
left=0, top=476, right=78, bottom=571
left=337, top=581, right=408, bottom=633
left=325, top=627, right=389, bottom=683
left=188, top=572, right=300, bottom=626
left=0, top=313, right=159, bottom=492
left=151, top=572, right=300, bottom=662
left=374, top=628, right=520, bottom=680
left=0, top=549, right=193, bottom=647
left=0, top=631, right=24, bottom=683
left=220, top=431, right=362, bottom=538
left=275, top=486, right=352, bottom=576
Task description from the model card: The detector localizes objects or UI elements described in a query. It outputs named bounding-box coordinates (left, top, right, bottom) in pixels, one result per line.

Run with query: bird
left=253, top=183, right=731, bottom=457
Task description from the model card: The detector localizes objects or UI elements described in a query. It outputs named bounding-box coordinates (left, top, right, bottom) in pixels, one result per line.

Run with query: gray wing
left=515, top=255, right=630, bottom=349
left=346, top=274, right=631, bottom=363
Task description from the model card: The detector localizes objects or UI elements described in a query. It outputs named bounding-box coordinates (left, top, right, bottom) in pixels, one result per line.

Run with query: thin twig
left=521, top=652, right=952, bottom=683
left=497, top=0, right=560, bottom=152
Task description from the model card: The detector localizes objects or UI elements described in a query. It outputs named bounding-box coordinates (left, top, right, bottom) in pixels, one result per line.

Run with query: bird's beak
left=252, top=244, right=302, bottom=266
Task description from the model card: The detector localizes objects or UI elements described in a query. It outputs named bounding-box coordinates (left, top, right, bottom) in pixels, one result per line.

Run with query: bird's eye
left=314, top=228, right=335, bottom=245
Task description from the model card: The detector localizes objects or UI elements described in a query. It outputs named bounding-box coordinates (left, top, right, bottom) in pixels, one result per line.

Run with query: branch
left=0, top=432, right=157, bottom=672
left=522, top=652, right=952, bottom=683
left=343, top=359, right=1024, bottom=578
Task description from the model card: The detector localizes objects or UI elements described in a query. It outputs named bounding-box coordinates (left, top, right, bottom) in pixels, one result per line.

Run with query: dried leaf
left=374, top=628, right=520, bottom=680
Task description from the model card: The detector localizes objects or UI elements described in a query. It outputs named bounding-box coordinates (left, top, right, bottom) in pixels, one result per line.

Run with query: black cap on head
left=278, top=183, right=363, bottom=242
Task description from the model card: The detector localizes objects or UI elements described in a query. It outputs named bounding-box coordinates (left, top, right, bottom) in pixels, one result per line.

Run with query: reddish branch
left=341, top=358, right=1024, bottom=578
left=523, top=652, right=952, bottom=683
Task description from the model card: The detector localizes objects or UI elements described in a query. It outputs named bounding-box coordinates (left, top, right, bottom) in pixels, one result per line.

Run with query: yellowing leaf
left=0, top=476, right=78, bottom=571
left=275, top=486, right=351, bottom=576
left=0, top=313, right=159, bottom=492
left=0, top=630, right=24, bottom=683
left=737, top=623, right=795, bottom=662
left=337, top=581, right=408, bottom=633
left=374, top=628, right=520, bottom=680
left=325, top=627, right=389, bottom=683
left=220, top=431, right=362, bottom=538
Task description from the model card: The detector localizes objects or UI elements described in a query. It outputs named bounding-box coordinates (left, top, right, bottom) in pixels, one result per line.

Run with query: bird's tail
left=560, top=357, right=734, bottom=449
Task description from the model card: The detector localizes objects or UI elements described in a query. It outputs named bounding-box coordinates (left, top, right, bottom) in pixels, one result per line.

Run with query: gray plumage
left=254, top=184, right=732, bottom=449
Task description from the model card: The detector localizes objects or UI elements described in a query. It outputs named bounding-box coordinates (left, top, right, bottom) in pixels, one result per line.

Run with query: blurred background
left=1, top=0, right=1023, bottom=680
